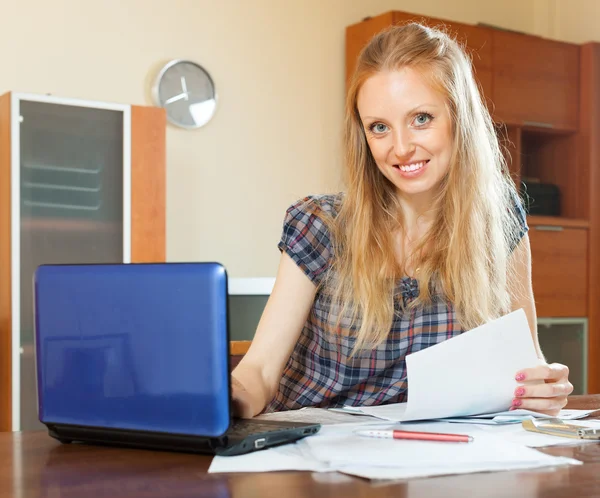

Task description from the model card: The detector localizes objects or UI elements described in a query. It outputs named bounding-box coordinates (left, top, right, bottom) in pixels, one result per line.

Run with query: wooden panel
left=528, top=226, right=587, bottom=318
left=492, top=31, right=580, bottom=130
left=230, top=341, right=251, bottom=356
left=520, top=131, right=583, bottom=219
left=527, top=216, right=589, bottom=229
left=345, top=12, right=493, bottom=101
left=392, top=12, right=493, bottom=101
left=498, top=125, right=521, bottom=186
left=581, top=43, right=600, bottom=394
left=345, top=12, right=394, bottom=88
left=230, top=355, right=244, bottom=371
left=130, top=106, right=166, bottom=263
left=0, top=93, right=11, bottom=432
left=450, top=23, right=493, bottom=101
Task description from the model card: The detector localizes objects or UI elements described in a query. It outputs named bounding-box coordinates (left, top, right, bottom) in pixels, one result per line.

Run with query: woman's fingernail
left=512, top=399, right=522, bottom=407
left=515, top=387, right=525, bottom=397
left=515, top=373, right=526, bottom=381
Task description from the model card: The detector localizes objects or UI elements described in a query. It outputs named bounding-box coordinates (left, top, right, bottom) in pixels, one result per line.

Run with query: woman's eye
left=370, top=123, right=388, bottom=134
left=414, top=113, right=433, bottom=127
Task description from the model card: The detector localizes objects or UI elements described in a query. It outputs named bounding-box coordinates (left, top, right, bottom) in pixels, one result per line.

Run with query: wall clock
left=152, top=59, right=217, bottom=129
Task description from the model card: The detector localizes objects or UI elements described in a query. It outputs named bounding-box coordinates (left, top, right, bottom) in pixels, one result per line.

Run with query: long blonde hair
left=323, top=23, right=523, bottom=352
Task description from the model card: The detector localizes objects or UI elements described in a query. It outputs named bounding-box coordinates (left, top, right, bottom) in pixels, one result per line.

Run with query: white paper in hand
left=402, top=308, right=540, bottom=421
left=348, top=309, right=542, bottom=422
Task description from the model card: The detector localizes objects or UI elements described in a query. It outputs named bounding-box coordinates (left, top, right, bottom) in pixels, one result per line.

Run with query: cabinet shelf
left=20, top=217, right=120, bottom=233
left=527, top=216, right=589, bottom=229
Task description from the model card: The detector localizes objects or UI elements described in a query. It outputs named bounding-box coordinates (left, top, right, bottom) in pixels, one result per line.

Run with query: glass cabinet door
left=537, top=318, right=588, bottom=395
left=18, top=98, right=128, bottom=431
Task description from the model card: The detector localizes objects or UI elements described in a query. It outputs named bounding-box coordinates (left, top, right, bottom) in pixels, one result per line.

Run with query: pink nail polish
left=515, top=373, right=526, bottom=381
left=512, top=399, right=522, bottom=407
left=515, top=387, right=525, bottom=397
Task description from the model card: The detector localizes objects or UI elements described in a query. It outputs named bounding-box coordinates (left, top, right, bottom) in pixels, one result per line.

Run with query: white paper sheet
left=402, top=308, right=540, bottom=420
left=300, top=422, right=570, bottom=468
left=208, top=438, right=326, bottom=473
left=343, top=404, right=599, bottom=424
left=208, top=420, right=582, bottom=479
left=331, top=309, right=585, bottom=423
left=338, top=456, right=580, bottom=481
left=255, top=407, right=372, bottom=425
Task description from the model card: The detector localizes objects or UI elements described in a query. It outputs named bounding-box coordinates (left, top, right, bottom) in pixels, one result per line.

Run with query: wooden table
left=1, top=396, right=599, bottom=498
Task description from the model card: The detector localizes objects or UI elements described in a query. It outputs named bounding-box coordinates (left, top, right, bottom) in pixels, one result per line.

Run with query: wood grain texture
left=500, top=125, right=521, bottom=185
left=345, top=11, right=493, bottom=102
left=581, top=43, right=600, bottom=394
left=392, top=12, right=493, bottom=100
left=492, top=31, right=580, bottom=130
left=528, top=226, right=587, bottom=317
left=230, top=341, right=251, bottom=356
left=0, top=396, right=598, bottom=498
left=344, top=12, right=394, bottom=89
left=0, top=93, right=11, bottom=432
left=130, top=105, right=166, bottom=263
left=521, top=131, right=582, bottom=219
left=527, top=216, right=589, bottom=229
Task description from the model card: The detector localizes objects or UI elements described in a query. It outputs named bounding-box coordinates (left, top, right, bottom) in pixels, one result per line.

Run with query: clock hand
left=164, top=92, right=187, bottom=105
left=180, top=76, right=189, bottom=100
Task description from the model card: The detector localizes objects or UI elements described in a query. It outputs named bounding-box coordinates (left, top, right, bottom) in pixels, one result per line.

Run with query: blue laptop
left=33, top=262, right=320, bottom=456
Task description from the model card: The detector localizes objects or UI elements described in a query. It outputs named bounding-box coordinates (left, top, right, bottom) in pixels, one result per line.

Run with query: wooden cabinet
left=0, top=92, right=166, bottom=431
left=491, top=31, right=580, bottom=130
left=528, top=223, right=588, bottom=317
left=346, top=12, right=580, bottom=130
left=345, top=12, right=493, bottom=99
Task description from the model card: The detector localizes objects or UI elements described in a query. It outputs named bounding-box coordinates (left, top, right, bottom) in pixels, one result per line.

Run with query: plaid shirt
left=265, top=193, right=528, bottom=412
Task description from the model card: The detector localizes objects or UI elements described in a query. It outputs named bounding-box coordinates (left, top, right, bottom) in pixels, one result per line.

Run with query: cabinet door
left=392, top=13, right=493, bottom=100
left=528, top=225, right=587, bottom=317
left=345, top=12, right=395, bottom=87
left=492, top=32, right=580, bottom=130
left=345, top=12, right=493, bottom=100
left=18, top=98, right=128, bottom=431
left=537, top=319, right=587, bottom=394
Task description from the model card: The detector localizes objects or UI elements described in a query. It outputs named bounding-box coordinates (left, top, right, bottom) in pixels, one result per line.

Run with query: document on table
left=208, top=420, right=582, bottom=480
left=334, top=309, right=553, bottom=423
left=254, top=407, right=372, bottom=425
left=335, top=404, right=598, bottom=424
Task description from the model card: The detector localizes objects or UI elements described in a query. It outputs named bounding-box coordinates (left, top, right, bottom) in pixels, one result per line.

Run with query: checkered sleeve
left=278, top=195, right=335, bottom=285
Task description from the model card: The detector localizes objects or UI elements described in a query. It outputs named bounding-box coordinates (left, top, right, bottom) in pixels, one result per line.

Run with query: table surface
left=2, top=395, right=600, bottom=498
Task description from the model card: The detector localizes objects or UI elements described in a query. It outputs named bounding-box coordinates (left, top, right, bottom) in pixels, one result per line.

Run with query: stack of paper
left=209, top=420, right=582, bottom=480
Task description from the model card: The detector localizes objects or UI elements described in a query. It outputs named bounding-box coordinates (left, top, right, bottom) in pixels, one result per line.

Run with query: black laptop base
left=46, top=419, right=321, bottom=457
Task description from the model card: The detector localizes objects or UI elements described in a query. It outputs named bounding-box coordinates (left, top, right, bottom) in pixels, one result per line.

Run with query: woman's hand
left=231, top=375, right=257, bottom=419
left=512, top=363, right=573, bottom=415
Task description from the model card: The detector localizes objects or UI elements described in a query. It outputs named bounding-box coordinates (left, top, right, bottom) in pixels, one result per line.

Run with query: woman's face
left=357, top=67, right=453, bottom=202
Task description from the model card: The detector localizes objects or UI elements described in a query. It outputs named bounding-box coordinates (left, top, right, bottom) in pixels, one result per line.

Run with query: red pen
left=354, top=429, right=474, bottom=443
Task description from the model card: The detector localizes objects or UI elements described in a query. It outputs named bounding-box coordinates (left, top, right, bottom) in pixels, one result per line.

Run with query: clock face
left=153, top=60, right=217, bottom=129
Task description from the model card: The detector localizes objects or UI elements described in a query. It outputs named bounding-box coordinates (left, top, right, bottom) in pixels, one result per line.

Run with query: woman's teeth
left=398, top=161, right=427, bottom=172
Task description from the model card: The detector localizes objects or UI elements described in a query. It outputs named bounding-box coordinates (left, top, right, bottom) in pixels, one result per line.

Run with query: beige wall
left=1, top=0, right=598, bottom=277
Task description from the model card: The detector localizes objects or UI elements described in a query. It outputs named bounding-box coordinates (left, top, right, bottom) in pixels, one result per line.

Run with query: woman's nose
left=392, top=129, right=415, bottom=160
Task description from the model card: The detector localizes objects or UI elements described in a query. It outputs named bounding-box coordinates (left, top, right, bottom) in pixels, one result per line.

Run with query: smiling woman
left=229, top=23, right=573, bottom=420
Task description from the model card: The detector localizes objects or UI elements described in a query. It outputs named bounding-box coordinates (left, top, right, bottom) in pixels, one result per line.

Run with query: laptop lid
left=34, top=262, right=231, bottom=438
